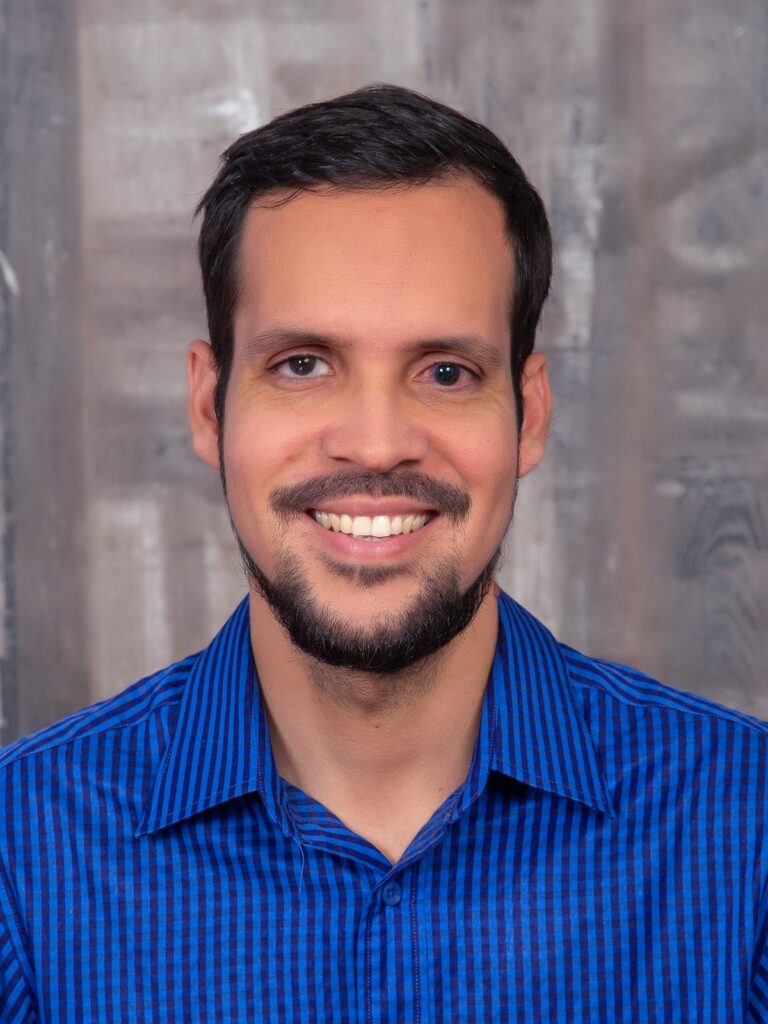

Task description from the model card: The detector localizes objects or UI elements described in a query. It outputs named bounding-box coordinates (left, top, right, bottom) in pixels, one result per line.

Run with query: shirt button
left=382, top=882, right=402, bottom=906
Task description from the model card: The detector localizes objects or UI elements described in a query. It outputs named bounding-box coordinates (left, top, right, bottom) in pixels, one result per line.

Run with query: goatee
left=220, top=466, right=507, bottom=676
left=238, top=540, right=500, bottom=675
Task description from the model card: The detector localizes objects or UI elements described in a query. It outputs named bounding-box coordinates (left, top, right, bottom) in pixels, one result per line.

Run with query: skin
left=187, top=176, right=552, bottom=863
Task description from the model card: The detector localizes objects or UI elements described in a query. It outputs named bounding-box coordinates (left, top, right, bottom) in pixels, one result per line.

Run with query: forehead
left=233, top=177, right=514, bottom=349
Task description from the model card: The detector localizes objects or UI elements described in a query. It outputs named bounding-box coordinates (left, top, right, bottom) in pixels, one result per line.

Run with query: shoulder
left=563, top=641, right=768, bottom=741
left=497, top=589, right=768, bottom=744
left=497, top=591, right=768, bottom=809
left=0, top=651, right=198, bottom=774
left=560, top=642, right=768, bottom=820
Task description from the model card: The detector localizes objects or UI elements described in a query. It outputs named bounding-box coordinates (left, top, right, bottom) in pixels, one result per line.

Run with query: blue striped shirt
left=0, top=591, right=767, bottom=1022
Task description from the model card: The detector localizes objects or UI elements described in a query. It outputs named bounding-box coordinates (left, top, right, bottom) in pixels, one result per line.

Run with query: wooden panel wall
left=1, top=0, right=766, bottom=741
left=0, top=0, right=89, bottom=739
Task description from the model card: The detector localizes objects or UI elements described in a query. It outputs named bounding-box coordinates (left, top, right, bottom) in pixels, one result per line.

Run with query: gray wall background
left=0, top=0, right=766, bottom=743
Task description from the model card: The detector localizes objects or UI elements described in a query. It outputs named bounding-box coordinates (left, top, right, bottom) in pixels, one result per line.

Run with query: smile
left=310, top=510, right=432, bottom=539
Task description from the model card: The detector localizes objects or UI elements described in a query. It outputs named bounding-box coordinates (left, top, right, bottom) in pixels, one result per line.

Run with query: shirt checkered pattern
left=1, top=591, right=767, bottom=1021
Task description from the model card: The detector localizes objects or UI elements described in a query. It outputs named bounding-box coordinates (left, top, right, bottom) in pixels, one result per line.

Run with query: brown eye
left=432, top=362, right=464, bottom=386
left=288, top=356, right=317, bottom=376
left=274, top=355, right=331, bottom=378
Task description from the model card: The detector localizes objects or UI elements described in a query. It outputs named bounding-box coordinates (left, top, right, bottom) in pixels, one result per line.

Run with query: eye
left=273, top=354, right=331, bottom=379
left=427, top=362, right=476, bottom=387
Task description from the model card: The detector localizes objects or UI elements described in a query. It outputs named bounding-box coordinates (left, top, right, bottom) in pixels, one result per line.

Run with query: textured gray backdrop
left=0, top=0, right=766, bottom=743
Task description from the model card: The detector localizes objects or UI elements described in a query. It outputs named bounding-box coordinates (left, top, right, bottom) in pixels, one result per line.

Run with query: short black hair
left=196, top=83, right=553, bottom=428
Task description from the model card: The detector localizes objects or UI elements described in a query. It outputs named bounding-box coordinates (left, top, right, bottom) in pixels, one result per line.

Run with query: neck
left=249, top=586, right=500, bottom=862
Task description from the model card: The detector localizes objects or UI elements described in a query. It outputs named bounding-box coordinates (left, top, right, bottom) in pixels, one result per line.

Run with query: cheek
left=220, top=411, right=279, bottom=529
left=456, top=426, right=517, bottom=501
left=455, top=426, right=518, bottom=551
left=223, top=403, right=311, bottom=485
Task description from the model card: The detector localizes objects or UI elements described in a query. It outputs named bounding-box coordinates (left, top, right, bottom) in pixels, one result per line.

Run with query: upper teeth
left=311, top=511, right=431, bottom=538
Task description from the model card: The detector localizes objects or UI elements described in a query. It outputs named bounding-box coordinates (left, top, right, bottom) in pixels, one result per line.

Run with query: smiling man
left=186, top=173, right=547, bottom=868
left=1, top=85, right=767, bottom=1023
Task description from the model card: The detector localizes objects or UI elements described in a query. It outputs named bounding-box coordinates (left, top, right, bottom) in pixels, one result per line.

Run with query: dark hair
left=196, top=83, right=552, bottom=427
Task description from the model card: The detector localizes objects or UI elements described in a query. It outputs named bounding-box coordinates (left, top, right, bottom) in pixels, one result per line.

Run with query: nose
left=320, top=373, right=429, bottom=473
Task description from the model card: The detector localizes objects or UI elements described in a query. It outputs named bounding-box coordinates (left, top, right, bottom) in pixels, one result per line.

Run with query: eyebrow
left=243, top=327, right=508, bottom=371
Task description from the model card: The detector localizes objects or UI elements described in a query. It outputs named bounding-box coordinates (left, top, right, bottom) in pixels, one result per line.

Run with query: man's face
left=190, top=176, right=549, bottom=672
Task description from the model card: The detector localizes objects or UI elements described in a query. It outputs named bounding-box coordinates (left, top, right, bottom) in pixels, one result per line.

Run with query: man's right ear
left=187, top=340, right=221, bottom=471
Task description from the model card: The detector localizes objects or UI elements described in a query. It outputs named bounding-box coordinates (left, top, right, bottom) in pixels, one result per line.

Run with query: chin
left=239, top=533, right=500, bottom=675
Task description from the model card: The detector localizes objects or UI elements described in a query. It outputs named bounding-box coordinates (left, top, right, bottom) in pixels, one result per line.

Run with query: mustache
left=269, top=470, right=471, bottom=520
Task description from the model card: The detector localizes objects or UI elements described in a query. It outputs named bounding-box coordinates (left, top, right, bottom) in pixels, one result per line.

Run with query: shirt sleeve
left=0, top=876, right=38, bottom=1024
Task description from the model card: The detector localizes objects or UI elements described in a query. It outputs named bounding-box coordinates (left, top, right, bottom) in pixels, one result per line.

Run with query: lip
left=304, top=510, right=438, bottom=558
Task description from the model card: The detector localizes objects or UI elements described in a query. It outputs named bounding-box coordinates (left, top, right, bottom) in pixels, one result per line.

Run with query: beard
left=237, top=538, right=501, bottom=675
left=220, top=463, right=513, bottom=677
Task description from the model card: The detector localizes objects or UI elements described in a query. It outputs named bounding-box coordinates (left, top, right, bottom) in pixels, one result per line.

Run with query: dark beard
left=237, top=538, right=500, bottom=675
left=219, top=457, right=509, bottom=674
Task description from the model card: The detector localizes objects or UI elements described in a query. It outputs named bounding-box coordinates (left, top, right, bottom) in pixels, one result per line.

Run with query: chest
left=24, top=788, right=758, bottom=1023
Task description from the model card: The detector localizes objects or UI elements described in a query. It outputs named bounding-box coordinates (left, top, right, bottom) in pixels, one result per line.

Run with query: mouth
left=308, top=509, right=435, bottom=541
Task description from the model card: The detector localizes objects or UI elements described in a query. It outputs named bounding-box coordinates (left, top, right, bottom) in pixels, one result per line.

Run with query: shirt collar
left=137, top=590, right=614, bottom=837
left=136, top=597, right=291, bottom=839
left=481, top=592, right=615, bottom=818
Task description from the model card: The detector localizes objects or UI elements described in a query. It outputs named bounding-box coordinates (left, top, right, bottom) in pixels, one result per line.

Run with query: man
left=0, top=84, right=766, bottom=1022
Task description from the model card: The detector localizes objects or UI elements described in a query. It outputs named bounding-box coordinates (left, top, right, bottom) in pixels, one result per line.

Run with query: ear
left=187, top=340, right=221, bottom=471
left=517, top=352, right=552, bottom=478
